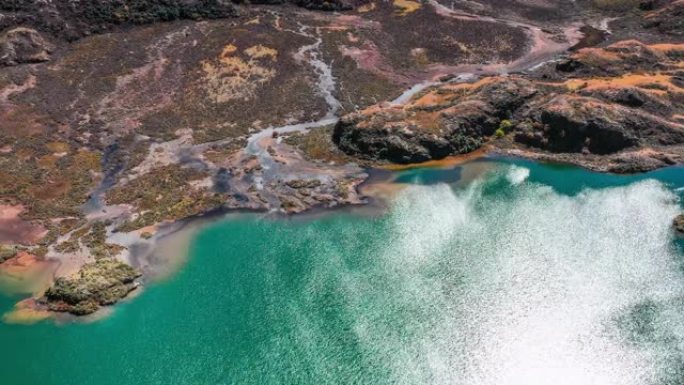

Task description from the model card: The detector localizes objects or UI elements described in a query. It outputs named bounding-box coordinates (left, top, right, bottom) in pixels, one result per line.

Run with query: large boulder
left=0, top=28, right=54, bottom=66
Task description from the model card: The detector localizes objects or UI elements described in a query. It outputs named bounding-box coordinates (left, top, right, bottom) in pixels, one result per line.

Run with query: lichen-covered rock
left=0, top=28, right=54, bottom=66
left=44, top=258, right=142, bottom=315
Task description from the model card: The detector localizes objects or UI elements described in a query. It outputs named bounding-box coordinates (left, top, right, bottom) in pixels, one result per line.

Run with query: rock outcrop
left=0, top=28, right=53, bottom=66
left=43, top=258, right=141, bottom=315
left=516, top=95, right=684, bottom=154
left=333, top=40, right=684, bottom=172
left=334, top=78, right=538, bottom=163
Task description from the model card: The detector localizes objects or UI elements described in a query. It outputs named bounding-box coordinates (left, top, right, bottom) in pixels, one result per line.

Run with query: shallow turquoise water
left=3, top=159, right=684, bottom=385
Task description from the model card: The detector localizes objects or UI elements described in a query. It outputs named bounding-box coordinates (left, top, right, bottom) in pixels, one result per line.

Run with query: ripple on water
left=261, top=165, right=684, bottom=385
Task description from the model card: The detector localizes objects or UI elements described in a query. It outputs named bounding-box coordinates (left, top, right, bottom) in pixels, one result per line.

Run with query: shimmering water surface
left=2, top=159, right=684, bottom=385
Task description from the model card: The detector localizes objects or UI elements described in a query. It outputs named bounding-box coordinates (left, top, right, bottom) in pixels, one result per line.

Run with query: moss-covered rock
left=44, top=258, right=142, bottom=315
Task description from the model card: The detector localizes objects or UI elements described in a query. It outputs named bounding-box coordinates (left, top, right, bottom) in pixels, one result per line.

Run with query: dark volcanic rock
left=580, top=86, right=673, bottom=116
left=333, top=103, right=492, bottom=163
left=248, top=0, right=360, bottom=11
left=0, top=27, right=53, bottom=66
left=334, top=78, right=538, bottom=163
left=529, top=95, right=682, bottom=155
left=44, top=258, right=142, bottom=315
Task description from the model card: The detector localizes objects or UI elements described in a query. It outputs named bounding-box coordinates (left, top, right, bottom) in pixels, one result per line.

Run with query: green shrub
left=495, top=119, right=513, bottom=138
left=499, top=119, right=513, bottom=131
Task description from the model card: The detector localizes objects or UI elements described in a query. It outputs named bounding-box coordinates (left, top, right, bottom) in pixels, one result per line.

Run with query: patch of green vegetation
left=286, top=179, right=322, bottom=189
left=499, top=119, right=513, bottom=131
left=0, top=136, right=100, bottom=220
left=495, top=119, right=513, bottom=138
left=81, top=222, right=125, bottom=259
left=107, top=165, right=225, bottom=231
left=283, top=126, right=354, bottom=164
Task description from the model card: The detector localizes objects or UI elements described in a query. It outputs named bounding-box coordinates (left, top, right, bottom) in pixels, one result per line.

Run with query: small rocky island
left=44, top=258, right=141, bottom=315
left=0, top=0, right=682, bottom=318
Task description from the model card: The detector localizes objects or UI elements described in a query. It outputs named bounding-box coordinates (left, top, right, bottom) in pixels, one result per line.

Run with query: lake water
left=2, top=159, right=684, bottom=385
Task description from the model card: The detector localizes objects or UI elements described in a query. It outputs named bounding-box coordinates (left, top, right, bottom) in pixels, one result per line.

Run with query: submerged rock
left=43, top=258, right=142, bottom=316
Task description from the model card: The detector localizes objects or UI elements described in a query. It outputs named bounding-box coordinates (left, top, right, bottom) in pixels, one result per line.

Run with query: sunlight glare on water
left=337, top=165, right=684, bottom=385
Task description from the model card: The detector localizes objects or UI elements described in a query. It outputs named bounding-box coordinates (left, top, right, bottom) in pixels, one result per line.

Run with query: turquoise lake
left=3, top=159, right=684, bottom=385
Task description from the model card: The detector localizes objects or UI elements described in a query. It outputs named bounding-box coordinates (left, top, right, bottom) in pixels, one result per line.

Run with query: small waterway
left=2, top=158, right=684, bottom=385
left=245, top=24, right=342, bottom=166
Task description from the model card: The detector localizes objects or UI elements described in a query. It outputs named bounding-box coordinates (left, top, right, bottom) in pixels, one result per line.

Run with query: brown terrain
left=0, top=0, right=681, bottom=318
